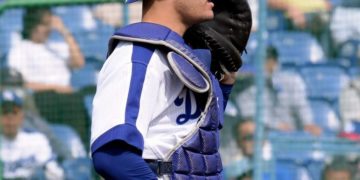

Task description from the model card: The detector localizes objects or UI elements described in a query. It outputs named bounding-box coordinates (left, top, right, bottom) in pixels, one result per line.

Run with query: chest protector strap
left=109, top=36, right=211, bottom=94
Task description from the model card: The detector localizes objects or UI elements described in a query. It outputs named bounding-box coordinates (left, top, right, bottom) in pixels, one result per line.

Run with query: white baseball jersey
left=0, top=130, right=63, bottom=179
left=8, top=40, right=71, bottom=86
left=91, top=40, right=201, bottom=160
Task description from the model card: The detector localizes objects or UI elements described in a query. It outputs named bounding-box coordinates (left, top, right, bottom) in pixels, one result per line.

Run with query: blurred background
left=0, top=0, right=359, bottom=179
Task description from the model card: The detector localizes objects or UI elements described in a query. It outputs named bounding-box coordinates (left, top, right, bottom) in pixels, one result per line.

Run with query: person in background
left=93, top=2, right=143, bottom=27
left=7, top=8, right=90, bottom=147
left=236, top=46, right=322, bottom=135
left=267, top=0, right=330, bottom=29
left=235, top=119, right=257, bottom=158
left=8, top=7, right=84, bottom=93
left=224, top=118, right=271, bottom=179
left=339, top=75, right=360, bottom=134
left=0, top=90, right=64, bottom=179
left=322, top=156, right=354, bottom=180
left=330, top=1, right=360, bottom=47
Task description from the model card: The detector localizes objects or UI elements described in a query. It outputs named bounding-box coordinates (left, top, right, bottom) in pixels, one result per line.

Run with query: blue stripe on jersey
left=125, top=43, right=155, bottom=125
left=91, top=43, right=155, bottom=154
left=91, top=124, right=144, bottom=153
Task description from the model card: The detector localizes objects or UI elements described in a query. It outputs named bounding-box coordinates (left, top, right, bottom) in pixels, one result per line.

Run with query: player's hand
left=220, top=72, right=237, bottom=85
left=286, top=6, right=306, bottom=29
left=277, top=122, right=293, bottom=132
left=53, top=85, right=73, bottom=94
left=51, top=16, right=68, bottom=35
left=304, top=124, right=322, bottom=136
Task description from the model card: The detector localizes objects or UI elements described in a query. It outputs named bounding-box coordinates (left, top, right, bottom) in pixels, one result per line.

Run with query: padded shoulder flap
left=108, top=33, right=211, bottom=93
left=167, top=51, right=210, bottom=93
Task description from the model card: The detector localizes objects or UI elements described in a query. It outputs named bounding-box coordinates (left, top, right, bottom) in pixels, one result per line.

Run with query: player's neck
left=4, top=133, right=18, bottom=141
left=142, top=3, right=188, bottom=36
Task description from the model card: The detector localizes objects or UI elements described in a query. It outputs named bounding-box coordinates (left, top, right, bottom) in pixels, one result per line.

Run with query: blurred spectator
left=92, top=2, right=143, bottom=27
left=236, top=46, right=322, bottom=136
left=237, top=170, right=253, bottom=180
left=93, top=3, right=123, bottom=27
left=224, top=118, right=271, bottom=179
left=322, top=156, right=354, bottom=180
left=234, top=119, right=257, bottom=158
left=330, top=2, right=360, bottom=46
left=7, top=7, right=84, bottom=93
left=0, top=90, right=64, bottom=179
left=6, top=8, right=90, bottom=148
left=0, top=67, right=76, bottom=161
left=339, top=76, right=360, bottom=133
left=268, top=0, right=330, bottom=29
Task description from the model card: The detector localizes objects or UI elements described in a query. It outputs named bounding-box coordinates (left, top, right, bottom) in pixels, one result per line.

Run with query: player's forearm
left=219, top=83, right=233, bottom=110
left=268, top=0, right=291, bottom=11
left=26, top=82, right=73, bottom=93
left=92, top=141, right=157, bottom=179
left=219, top=72, right=237, bottom=85
left=219, top=72, right=236, bottom=109
left=61, top=29, right=85, bottom=69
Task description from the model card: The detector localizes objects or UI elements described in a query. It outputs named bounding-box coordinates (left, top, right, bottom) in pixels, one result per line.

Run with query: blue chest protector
left=108, top=23, right=225, bottom=179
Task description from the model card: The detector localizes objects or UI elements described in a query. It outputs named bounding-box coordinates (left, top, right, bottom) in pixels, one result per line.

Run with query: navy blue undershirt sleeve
left=219, top=83, right=233, bottom=109
left=92, top=141, right=157, bottom=180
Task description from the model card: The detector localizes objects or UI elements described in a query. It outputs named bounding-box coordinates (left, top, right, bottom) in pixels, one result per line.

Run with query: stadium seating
left=50, top=124, right=87, bottom=159
left=242, top=32, right=259, bottom=64
left=238, top=32, right=263, bottom=75
left=53, top=6, right=97, bottom=33
left=84, top=94, right=94, bottom=119
left=299, top=63, right=350, bottom=102
left=0, top=9, right=23, bottom=54
left=348, top=66, right=360, bottom=80
left=267, top=10, right=288, bottom=32
left=309, top=99, right=341, bottom=134
left=71, top=57, right=103, bottom=90
left=0, top=53, right=6, bottom=68
left=62, top=158, right=93, bottom=180
left=274, top=159, right=300, bottom=180
left=329, top=0, right=344, bottom=7
left=353, top=122, right=360, bottom=134
left=53, top=6, right=115, bottom=59
left=50, top=124, right=92, bottom=179
left=269, top=32, right=326, bottom=66
left=339, top=39, right=360, bottom=66
left=72, top=24, right=114, bottom=59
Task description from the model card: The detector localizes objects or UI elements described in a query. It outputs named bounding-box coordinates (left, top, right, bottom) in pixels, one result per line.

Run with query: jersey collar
left=114, top=22, right=186, bottom=46
left=113, top=22, right=212, bottom=71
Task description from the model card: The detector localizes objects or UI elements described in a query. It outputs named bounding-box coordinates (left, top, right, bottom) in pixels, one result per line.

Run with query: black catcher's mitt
left=184, top=0, right=252, bottom=80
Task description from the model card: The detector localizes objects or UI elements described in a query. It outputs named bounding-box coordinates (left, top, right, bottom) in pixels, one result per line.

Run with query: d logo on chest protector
left=174, top=89, right=201, bottom=125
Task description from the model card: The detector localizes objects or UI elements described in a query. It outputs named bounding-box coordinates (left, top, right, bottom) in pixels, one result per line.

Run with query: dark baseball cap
left=125, top=0, right=139, bottom=3
left=0, top=90, right=23, bottom=107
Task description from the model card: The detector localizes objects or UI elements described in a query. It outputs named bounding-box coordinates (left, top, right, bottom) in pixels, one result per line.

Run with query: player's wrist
left=219, top=72, right=237, bottom=85
left=60, top=29, right=71, bottom=37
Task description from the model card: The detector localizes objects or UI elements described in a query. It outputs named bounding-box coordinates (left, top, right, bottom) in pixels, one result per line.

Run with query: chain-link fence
left=221, top=0, right=360, bottom=179
left=1, top=0, right=360, bottom=180
left=0, top=1, right=142, bottom=179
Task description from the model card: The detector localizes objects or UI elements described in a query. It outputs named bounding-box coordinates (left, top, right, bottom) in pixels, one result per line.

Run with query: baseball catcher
left=91, top=0, right=252, bottom=179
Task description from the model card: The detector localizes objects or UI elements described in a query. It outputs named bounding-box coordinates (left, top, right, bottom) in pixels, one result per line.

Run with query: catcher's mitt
left=184, top=0, right=252, bottom=80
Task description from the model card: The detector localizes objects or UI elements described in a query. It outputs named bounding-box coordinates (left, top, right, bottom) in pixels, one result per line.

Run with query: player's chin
left=201, top=11, right=215, bottom=21
left=190, top=12, right=214, bottom=25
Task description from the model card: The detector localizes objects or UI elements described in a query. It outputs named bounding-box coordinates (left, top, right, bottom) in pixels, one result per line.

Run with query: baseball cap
left=125, top=0, right=139, bottom=3
left=0, top=90, right=23, bottom=107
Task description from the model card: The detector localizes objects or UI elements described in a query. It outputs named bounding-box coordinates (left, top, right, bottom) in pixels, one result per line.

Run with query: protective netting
left=221, top=0, right=360, bottom=179
left=0, top=0, right=359, bottom=180
left=0, top=1, right=141, bottom=179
